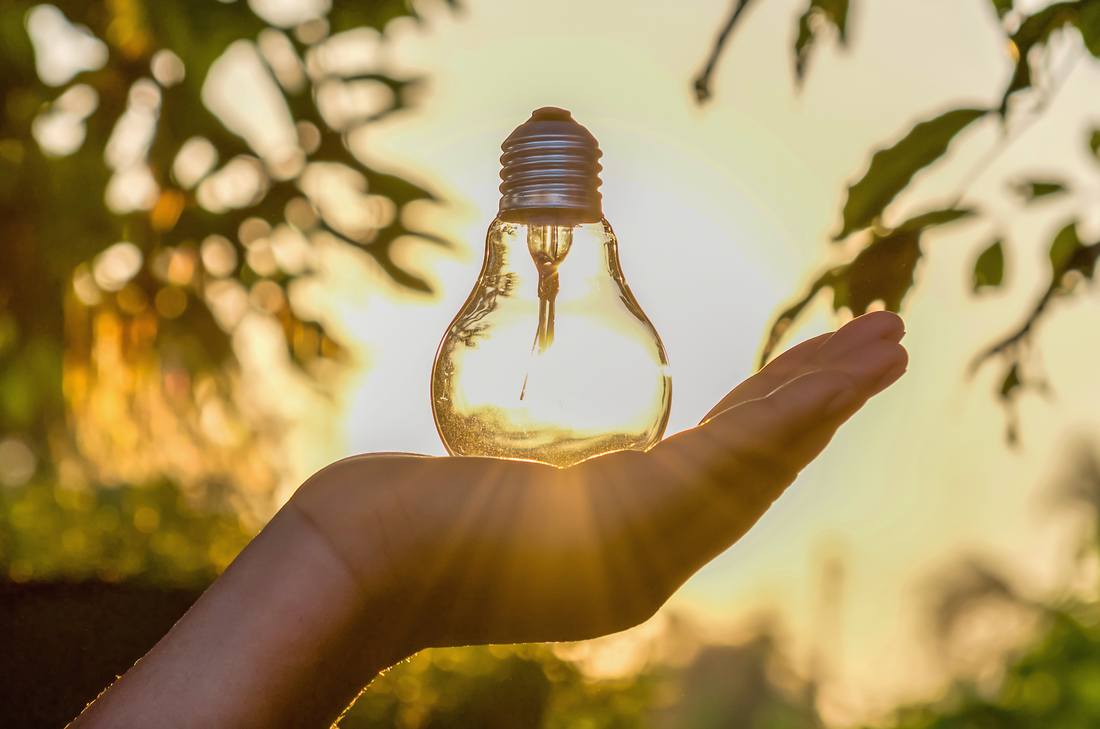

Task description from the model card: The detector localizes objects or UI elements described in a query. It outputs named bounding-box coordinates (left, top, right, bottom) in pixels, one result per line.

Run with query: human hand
left=295, top=310, right=907, bottom=648
left=71, top=311, right=906, bottom=729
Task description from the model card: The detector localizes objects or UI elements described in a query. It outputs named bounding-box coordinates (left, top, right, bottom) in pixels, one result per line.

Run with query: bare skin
left=70, top=311, right=908, bottom=729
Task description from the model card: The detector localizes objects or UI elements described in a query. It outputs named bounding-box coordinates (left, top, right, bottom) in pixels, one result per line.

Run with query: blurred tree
left=0, top=0, right=452, bottom=538
left=698, top=0, right=1100, bottom=442
left=847, top=446, right=1100, bottom=729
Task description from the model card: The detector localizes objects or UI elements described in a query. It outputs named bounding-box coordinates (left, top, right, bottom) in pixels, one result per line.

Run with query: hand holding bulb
left=72, top=311, right=907, bottom=729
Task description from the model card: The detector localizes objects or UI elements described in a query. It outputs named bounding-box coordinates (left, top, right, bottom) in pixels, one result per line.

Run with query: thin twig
left=693, top=0, right=754, bottom=103
left=951, top=48, right=1081, bottom=207
left=972, top=241, right=1100, bottom=372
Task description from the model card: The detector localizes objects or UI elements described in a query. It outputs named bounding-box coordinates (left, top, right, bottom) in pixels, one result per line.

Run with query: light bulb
left=432, top=108, right=671, bottom=468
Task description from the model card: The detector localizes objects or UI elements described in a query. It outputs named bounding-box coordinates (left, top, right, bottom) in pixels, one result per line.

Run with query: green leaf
left=1049, top=221, right=1082, bottom=273
left=1090, top=128, right=1100, bottom=158
left=761, top=226, right=927, bottom=366
left=896, top=208, right=974, bottom=233
left=999, top=3, right=1077, bottom=115
left=833, top=109, right=987, bottom=240
left=973, top=240, right=1005, bottom=291
left=793, top=0, right=849, bottom=82
left=841, top=227, right=924, bottom=313
left=327, top=0, right=457, bottom=33
left=1000, top=363, right=1021, bottom=399
left=1012, top=180, right=1067, bottom=200
left=1079, top=0, right=1100, bottom=57
left=991, top=0, right=1013, bottom=17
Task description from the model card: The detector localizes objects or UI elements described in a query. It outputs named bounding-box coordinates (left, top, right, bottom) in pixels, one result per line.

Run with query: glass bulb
left=431, top=108, right=671, bottom=467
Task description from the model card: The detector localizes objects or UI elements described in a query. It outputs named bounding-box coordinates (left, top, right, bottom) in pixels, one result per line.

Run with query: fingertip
left=848, top=311, right=905, bottom=341
left=873, top=362, right=908, bottom=394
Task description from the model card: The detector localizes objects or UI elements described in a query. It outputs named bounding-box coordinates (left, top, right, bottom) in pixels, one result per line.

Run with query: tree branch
left=693, top=0, right=755, bottom=103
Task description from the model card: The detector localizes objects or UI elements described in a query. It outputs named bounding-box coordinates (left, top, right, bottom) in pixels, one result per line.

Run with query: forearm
left=70, top=488, right=409, bottom=729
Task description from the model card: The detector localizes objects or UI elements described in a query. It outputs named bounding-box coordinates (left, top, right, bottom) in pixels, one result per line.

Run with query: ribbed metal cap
left=498, top=107, right=603, bottom=220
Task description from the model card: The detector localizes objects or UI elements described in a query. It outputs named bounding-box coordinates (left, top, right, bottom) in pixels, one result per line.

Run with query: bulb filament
left=520, top=223, right=572, bottom=401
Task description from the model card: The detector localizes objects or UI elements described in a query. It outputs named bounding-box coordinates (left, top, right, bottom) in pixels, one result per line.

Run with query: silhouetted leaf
left=973, top=240, right=1005, bottom=291
left=1079, top=0, right=1100, bottom=56
left=793, top=0, right=849, bottom=83
left=999, top=2, right=1077, bottom=115
left=841, top=228, right=923, bottom=313
left=1049, top=221, right=1082, bottom=273
left=761, top=227, right=928, bottom=366
left=761, top=209, right=971, bottom=365
left=1012, top=180, right=1067, bottom=200
left=896, top=207, right=974, bottom=232
left=327, top=0, right=457, bottom=33
left=1000, top=363, right=1021, bottom=398
left=833, top=108, right=987, bottom=240
left=991, top=0, right=1013, bottom=18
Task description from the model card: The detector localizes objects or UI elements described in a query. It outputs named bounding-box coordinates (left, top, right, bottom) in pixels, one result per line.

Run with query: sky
left=195, top=0, right=1100, bottom=722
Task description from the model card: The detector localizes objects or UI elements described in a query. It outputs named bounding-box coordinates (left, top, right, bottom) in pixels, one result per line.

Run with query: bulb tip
left=530, top=107, right=574, bottom=122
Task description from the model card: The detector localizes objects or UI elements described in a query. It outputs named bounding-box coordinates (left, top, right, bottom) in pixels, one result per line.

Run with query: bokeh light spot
left=258, top=29, right=307, bottom=94
left=133, top=505, right=160, bottom=533
left=296, top=120, right=321, bottom=154
left=196, top=156, right=269, bottom=213
left=239, top=217, right=272, bottom=247
left=248, top=0, right=331, bottom=29
left=200, top=234, right=238, bottom=278
left=73, top=263, right=103, bottom=305
left=204, top=279, right=249, bottom=331
left=151, top=49, right=186, bottom=87
left=117, top=283, right=148, bottom=315
left=31, top=84, right=99, bottom=157
left=155, top=288, right=187, bottom=319
left=250, top=280, right=286, bottom=313
left=92, top=242, right=143, bottom=292
left=25, top=4, right=109, bottom=87
left=0, top=438, right=36, bottom=487
left=173, top=136, right=219, bottom=190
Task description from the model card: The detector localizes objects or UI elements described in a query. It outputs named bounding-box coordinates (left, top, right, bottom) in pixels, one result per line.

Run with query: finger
left=702, top=332, right=833, bottom=423
left=702, top=313, right=904, bottom=425
left=813, top=311, right=905, bottom=366
left=621, top=370, right=870, bottom=594
left=705, top=335, right=906, bottom=426
left=701, top=369, right=866, bottom=458
left=827, top=339, right=908, bottom=388
left=682, top=347, right=905, bottom=502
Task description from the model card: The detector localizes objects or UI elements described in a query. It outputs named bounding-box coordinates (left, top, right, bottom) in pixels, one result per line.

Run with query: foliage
left=698, top=0, right=1100, bottom=438
left=0, top=477, right=251, bottom=587
left=339, top=644, right=659, bottom=729
left=0, top=0, right=451, bottom=516
left=863, top=449, right=1100, bottom=728
left=336, top=633, right=826, bottom=729
left=830, top=109, right=985, bottom=242
left=696, top=6, right=1100, bottom=726
left=760, top=207, right=972, bottom=364
left=878, top=610, right=1100, bottom=729
left=794, top=0, right=848, bottom=84
left=973, top=239, right=1005, bottom=291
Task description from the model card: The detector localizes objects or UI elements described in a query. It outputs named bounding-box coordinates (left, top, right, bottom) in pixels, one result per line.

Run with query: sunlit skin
left=70, top=311, right=907, bottom=729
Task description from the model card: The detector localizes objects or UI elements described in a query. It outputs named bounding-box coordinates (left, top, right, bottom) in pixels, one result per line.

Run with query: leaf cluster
left=699, top=0, right=1100, bottom=435
left=0, top=0, right=455, bottom=510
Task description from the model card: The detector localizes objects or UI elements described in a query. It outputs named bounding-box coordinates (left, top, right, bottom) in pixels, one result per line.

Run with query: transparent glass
left=431, top=215, right=672, bottom=468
